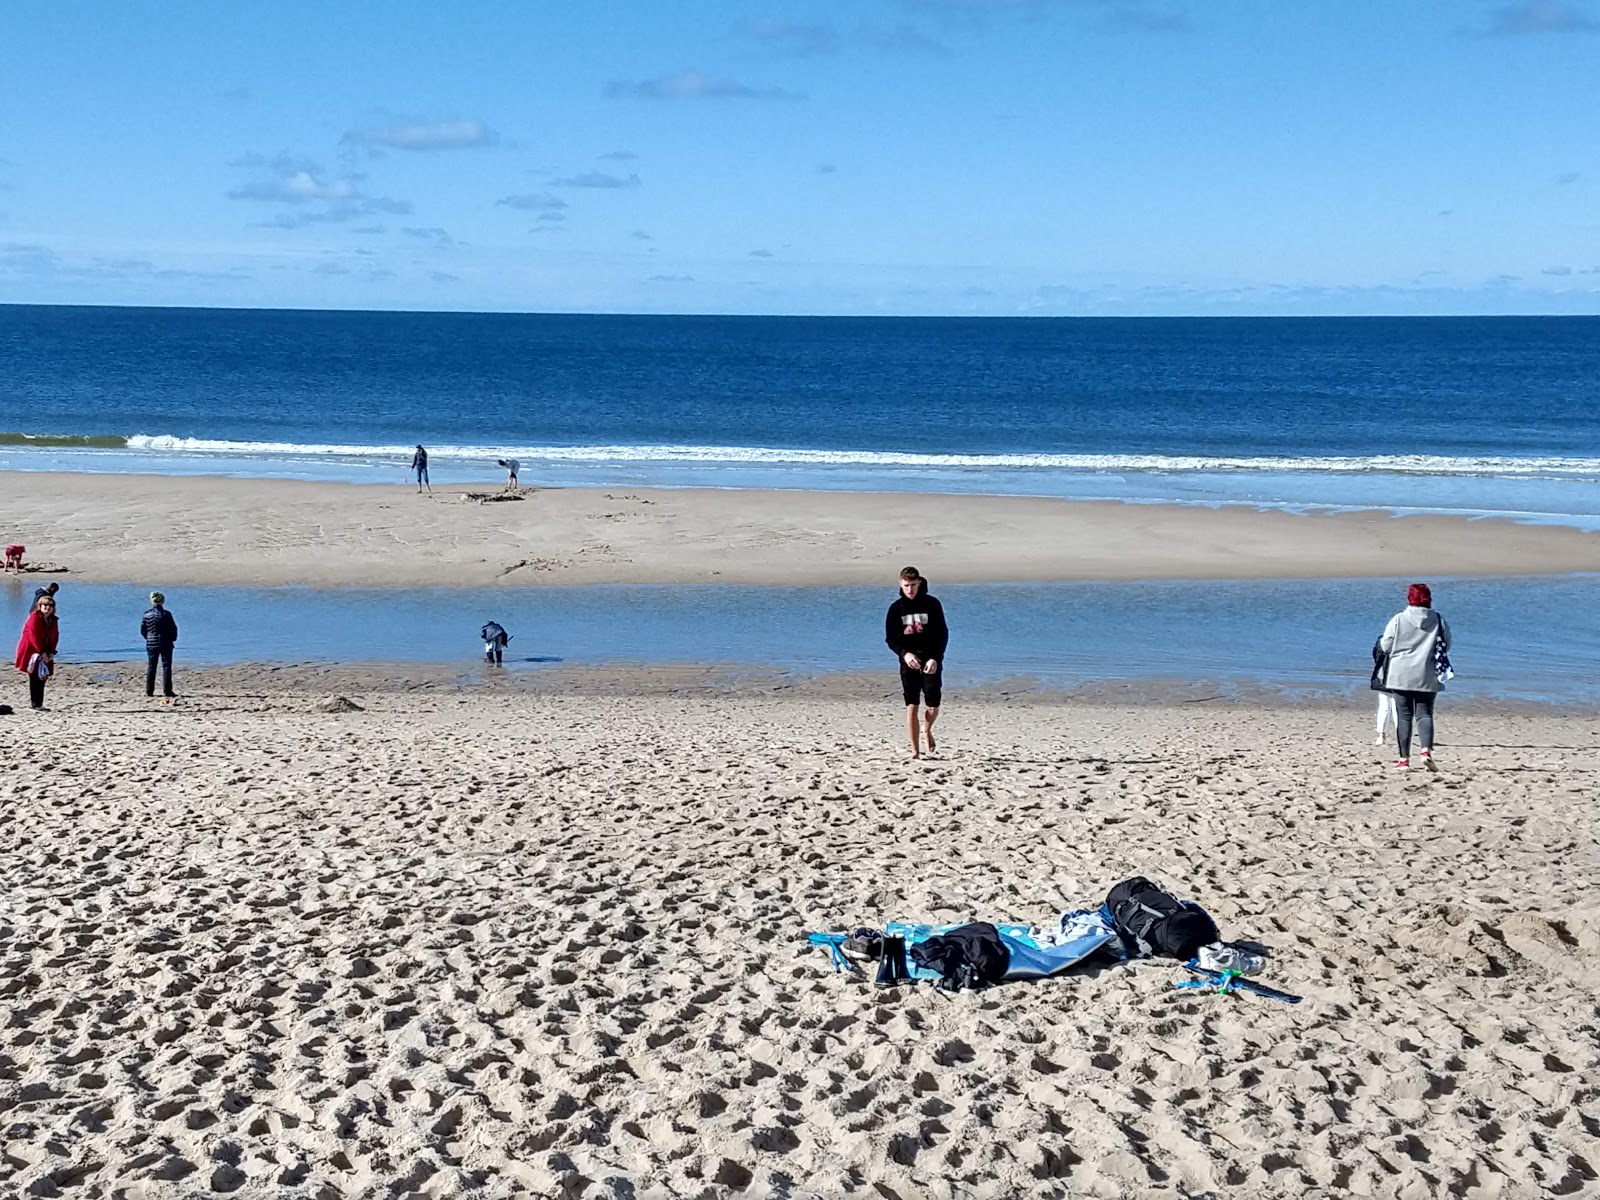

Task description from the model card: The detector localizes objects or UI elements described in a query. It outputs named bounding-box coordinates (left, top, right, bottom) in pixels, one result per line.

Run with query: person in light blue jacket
left=1377, top=582, right=1452, bottom=771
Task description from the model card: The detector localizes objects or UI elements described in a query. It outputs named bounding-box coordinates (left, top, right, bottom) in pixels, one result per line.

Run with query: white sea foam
left=117, top=435, right=1600, bottom=478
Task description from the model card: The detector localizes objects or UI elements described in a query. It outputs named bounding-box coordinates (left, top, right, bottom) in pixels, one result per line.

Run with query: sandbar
left=2, top=470, right=1595, bottom=587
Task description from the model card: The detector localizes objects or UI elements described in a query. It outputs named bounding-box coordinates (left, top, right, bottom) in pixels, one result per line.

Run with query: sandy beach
left=2, top=667, right=1596, bottom=1198
left=3, top=471, right=1596, bottom=587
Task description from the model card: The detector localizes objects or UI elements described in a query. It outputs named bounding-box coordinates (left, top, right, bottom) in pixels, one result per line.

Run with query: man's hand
left=902, top=652, right=921, bottom=670
left=923, top=658, right=939, bottom=675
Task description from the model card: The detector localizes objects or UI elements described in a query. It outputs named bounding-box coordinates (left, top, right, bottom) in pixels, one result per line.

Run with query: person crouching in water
left=482, top=621, right=511, bottom=665
left=885, top=566, right=948, bottom=758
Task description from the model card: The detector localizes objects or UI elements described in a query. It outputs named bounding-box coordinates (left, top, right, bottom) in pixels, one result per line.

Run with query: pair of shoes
left=1393, top=758, right=1410, bottom=770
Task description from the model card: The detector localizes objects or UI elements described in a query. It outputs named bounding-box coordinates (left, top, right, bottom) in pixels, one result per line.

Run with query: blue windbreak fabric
left=999, top=929, right=1121, bottom=980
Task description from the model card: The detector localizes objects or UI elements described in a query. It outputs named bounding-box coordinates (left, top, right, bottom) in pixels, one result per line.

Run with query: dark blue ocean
left=4, top=305, right=1599, bottom=525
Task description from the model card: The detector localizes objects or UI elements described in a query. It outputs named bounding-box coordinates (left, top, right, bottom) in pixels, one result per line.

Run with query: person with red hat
left=1374, top=582, right=1452, bottom=771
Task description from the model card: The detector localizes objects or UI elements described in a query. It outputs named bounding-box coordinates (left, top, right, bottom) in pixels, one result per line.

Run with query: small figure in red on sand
left=3, top=546, right=24, bottom=572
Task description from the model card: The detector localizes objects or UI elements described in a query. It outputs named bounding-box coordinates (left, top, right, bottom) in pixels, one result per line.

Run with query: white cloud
left=343, top=119, right=499, bottom=150
left=228, top=158, right=411, bottom=225
left=551, top=171, right=641, bottom=189
left=605, top=71, right=805, bottom=100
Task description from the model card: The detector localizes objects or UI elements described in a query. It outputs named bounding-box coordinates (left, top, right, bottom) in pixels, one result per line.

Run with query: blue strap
left=806, top=932, right=851, bottom=973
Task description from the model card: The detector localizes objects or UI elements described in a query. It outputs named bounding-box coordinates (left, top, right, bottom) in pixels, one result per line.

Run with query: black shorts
left=900, top=664, right=942, bottom=707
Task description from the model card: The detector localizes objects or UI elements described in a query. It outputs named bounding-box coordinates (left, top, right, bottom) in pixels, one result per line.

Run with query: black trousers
left=28, top=673, right=45, bottom=708
left=146, top=648, right=174, bottom=697
left=1393, top=690, right=1436, bottom=757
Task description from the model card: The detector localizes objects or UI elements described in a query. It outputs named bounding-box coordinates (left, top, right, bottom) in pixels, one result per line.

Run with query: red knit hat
left=1407, top=582, right=1432, bottom=607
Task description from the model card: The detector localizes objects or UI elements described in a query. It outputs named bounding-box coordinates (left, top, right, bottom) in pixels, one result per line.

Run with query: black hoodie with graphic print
left=885, top=578, right=949, bottom=663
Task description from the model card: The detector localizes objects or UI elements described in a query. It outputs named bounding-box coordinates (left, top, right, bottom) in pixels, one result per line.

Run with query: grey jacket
left=1379, top=606, right=1450, bottom=693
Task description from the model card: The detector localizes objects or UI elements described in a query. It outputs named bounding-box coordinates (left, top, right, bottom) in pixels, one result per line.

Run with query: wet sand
left=3, top=470, right=1596, bottom=587
left=2, top=668, right=1596, bottom=1197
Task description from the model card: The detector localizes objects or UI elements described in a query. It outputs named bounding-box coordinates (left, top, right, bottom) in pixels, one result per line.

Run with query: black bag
left=1105, top=877, right=1218, bottom=961
left=908, top=922, right=1009, bottom=990
left=1370, top=639, right=1389, bottom=691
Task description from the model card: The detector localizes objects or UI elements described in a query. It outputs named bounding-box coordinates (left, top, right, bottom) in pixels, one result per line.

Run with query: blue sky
left=1, top=0, right=1596, bottom=315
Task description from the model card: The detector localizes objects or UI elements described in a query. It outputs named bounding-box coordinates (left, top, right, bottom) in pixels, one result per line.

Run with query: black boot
left=875, top=936, right=908, bottom=987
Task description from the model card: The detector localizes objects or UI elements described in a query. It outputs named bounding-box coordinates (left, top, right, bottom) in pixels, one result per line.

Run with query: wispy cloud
left=1555, top=171, right=1582, bottom=184
left=551, top=171, right=641, bottom=189
left=0, top=241, right=251, bottom=283
left=903, top=0, right=1194, bottom=34
left=227, top=155, right=410, bottom=224
left=1542, top=265, right=1573, bottom=275
left=646, top=274, right=695, bottom=282
left=429, top=270, right=459, bottom=283
left=1103, top=4, right=1193, bottom=32
left=497, top=192, right=569, bottom=221
left=605, top=70, right=805, bottom=100
left=858, top=22, right=954, bottom=53
left=600, top=150, right=639, bottom=161
left=343, top=118, right=500, bottom=151
left=748, top=248, right=775, bottom=258
left=402, top=226, right=457, bottom=247
left=1487, top=1, right=1597, bottom=34
left=816, top=162, right=839, bottom=174
left=631, top=230, right=653, bottom=240
left=739, top=17, right=842, bottom=56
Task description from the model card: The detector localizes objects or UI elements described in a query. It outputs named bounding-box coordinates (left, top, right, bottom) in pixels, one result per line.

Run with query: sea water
left=4, top=307, right=1600, bottom=527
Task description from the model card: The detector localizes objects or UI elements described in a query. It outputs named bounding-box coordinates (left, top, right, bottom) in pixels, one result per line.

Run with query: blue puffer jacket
left=140, top=606, right=178, bottom=652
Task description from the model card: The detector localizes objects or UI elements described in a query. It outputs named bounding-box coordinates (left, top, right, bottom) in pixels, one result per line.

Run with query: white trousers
left=1374, top=691, right=1397, bottom=738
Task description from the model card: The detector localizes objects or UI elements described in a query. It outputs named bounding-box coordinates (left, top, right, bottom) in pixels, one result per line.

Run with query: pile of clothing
left=810, top=876, right=1264, bottom=993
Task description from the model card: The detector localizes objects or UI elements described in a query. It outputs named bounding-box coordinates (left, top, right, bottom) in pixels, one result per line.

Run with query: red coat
left=14, top=612, right=58, bottom=673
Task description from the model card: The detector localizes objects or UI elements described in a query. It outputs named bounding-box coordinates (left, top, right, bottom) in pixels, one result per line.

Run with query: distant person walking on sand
left=14, top=591, right=59, bottom=711
left=141, top=591, right=179, bottom=700
left=482, top=621, right=511, bottom=665
left=1375, top=582, right=1452, bottom=771
left=885, top=566, right=948, bottom=758
left=497, top=458, right=520, bottom=490
left=411, top=445, right=431, bottom=492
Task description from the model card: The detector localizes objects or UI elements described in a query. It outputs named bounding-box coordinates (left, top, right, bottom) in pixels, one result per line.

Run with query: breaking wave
left=4, top=432, right=1599, bottom=479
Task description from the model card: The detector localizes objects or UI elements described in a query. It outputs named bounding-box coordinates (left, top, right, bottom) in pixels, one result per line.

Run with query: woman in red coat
left=14, top=592, right=59, bottom=710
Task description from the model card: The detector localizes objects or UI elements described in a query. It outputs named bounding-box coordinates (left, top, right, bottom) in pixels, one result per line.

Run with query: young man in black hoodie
left=885, top=566, right=949, bottom=758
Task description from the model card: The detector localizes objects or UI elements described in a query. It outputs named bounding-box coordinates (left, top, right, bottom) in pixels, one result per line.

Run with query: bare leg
left=906, top=704, right=921, bottom=757
left=923, top=706, right=939, bottom=754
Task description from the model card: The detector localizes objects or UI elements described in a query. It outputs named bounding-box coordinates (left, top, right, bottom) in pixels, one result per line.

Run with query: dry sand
left=2, top=668, right=1597, bottom=1198
left=3, top=471, right=1596, bottom=587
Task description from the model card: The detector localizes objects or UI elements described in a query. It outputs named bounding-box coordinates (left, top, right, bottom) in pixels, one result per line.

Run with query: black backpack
left=1105, top=877, right=1218, bottom=961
